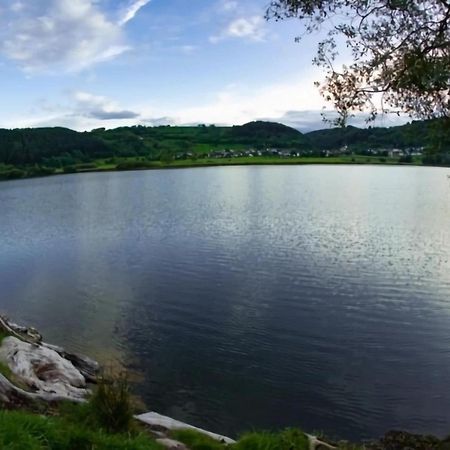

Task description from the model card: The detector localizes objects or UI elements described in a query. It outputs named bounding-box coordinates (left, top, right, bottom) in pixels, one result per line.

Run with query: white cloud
left=10, top=2, right=24, bottom=12
left=73, top=91, right=140, bottom=120
left=219, top=1, right=238, bottom=12
left=169, top=76, right=324, bottom=125
left=0, top=0, right=149, bottom=73
left=210, top=16, right=267, bottom=43
left=0, top=76, right=323, bottom=130
left=118, top=0, right=151, bottom=26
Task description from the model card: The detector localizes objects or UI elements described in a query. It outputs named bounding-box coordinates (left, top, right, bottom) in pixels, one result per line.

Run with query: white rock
left=136, top=411, right=236, bottom=444
left=0, top=336, right=88, bottom=400
left=156, top=438, right=189, bottom=450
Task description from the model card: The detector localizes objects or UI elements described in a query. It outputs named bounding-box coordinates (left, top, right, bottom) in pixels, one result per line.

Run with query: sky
left=0, top=0, right=410, bottom=132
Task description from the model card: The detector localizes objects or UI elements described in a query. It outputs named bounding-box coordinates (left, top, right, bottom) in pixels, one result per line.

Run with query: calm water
left=1, top=165, right=450, bottom=440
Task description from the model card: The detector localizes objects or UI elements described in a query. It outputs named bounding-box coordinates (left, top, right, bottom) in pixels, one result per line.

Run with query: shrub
left=0, top=168, right=26, bottom=180
left=75, top=163, right=98, bottom=170
left=398, top=154, right=413, bottom=163
left=63, top=165, right=77, bottom=173
left=116, top=160, right=157, bottom=170
left=90, top=370, right=133, bottom=433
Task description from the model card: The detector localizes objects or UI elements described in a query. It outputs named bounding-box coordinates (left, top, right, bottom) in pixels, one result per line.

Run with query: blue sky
left=0, top=0, right=408, bottom=131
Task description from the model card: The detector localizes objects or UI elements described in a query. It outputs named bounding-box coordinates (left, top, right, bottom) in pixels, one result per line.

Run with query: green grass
left=0, top=410, right=163, bottom=450
left=0, top=361, right=13, bottom=379
left=234, top=429, right=309, bottom=450
left=0, top=332, right=30, bottom=390
left=170, top=429, right=226, bottom=450
left=170, top=428, right=310, bottom=450
left=0, top=330, right=11, bottom=343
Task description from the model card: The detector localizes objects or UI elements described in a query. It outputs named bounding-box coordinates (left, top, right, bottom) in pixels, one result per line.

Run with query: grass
left=170, top=428, right=310, bottom=450
left=170, top=429, right=226, bottom=450
left=0, top=329, right=11, bottom=343
left=234, top=429, right=309, bottom=450
left=0, top=410, right=163, bottom=450
left=90, top=370, right=134, bottom=433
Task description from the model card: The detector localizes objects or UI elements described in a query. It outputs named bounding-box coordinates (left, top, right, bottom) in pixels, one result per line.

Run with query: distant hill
left=229, top=121, right=309, bottom=148
left=0, top=119, right=448, bottom=168
left=305, top=120, right=446, bottom=150
left=0, top=127, right=109, bottom=166
left=233, top=121, right=304, bottom=138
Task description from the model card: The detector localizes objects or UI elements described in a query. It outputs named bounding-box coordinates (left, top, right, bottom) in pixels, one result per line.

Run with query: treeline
left=306, top=119, right=450, bottom=151
left=0, top=119, right=448, bottom=172
left=0, top=128, right=112, bottom=166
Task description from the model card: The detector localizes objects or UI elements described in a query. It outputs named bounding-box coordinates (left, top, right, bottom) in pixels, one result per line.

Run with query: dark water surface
left=1, top=165, right=450, bottom=440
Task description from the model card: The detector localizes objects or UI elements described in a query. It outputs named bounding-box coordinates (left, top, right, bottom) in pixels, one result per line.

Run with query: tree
left=266, top=1, right=450, bottom=126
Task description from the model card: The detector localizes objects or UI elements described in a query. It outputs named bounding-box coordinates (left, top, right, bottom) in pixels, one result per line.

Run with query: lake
left=1, top=165, right=450, bottom=440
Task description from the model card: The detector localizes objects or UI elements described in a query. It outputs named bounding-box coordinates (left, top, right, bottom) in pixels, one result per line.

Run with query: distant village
left=174, top=146, right=425, bottom=160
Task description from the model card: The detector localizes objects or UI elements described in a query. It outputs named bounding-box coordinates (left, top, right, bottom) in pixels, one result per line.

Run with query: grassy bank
left=0, top=409, right=162, bottom=450
left=0, top=407, right=351, bottom=450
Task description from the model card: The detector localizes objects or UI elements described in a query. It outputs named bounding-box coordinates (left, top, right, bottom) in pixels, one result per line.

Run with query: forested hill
left=0, top=128, right=110, bottom=166
left=305, top=120, right=449, bottom=151
left=0, top=121, right=309, bottom=166
left=0, top=119, right=447, bottom=168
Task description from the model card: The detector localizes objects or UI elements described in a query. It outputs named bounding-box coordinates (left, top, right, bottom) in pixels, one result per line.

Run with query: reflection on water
left=1, top=165, right=450, bottom=440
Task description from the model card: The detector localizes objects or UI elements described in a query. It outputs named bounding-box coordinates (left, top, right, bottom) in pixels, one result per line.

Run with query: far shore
left=2, top=154, right=444, bottom=183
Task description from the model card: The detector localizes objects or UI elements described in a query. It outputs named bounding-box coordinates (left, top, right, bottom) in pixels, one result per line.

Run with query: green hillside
left=305, top=119, right=448, bottom=151
left=0, top=119, right=449, bottom=180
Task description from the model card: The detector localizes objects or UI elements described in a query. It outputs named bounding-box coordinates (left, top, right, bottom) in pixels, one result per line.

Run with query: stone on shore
left=0, top=336, right=88, bottom=400
left=136, top=411, right=236, bottom=445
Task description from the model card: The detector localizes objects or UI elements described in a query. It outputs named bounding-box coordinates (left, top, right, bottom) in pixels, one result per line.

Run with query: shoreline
left=2, top=156, right=448, bottom=185
left=1, top=314, right=450, bottom=449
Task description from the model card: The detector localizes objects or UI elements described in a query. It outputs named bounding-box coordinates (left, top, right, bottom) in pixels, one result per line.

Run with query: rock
left=308, top=435, right=336, bottom=449
left=42, top=343, right=99, bottom=383
left=0, top=316, right=42, bottom=343
left=136, top=412, right=236, bottom=444
left=156, top=438, right=189, bottom=450
left=0, top=337, right=88, bottom=401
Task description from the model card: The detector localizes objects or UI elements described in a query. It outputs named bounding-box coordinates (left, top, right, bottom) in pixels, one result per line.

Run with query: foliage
left=423, top=152, right=450, bottom=166
left=234, top=429, right=309, bottom=450
left=0, top=119, right=448, bottom=180
left=90, top=370, right=134, bottom=433
left=230, top=121, right=308, bottom=147
left=0, top=410, right=161, bottom=450
left=0, top=127, right=109, bottom=166
left=116, top=160, right=159, bottom=170
left=266, top=1, right=450, bottom=125
left=307, top=119, right=438, bottom=150
left=170, top=429, right=225, bottom=450
left=170, top=428, right=310, bottom=450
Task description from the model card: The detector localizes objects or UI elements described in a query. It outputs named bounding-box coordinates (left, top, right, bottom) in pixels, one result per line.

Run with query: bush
left=26, top=165, right=55, bottom=177
left=116, top=160, right=157, bottom=170
left=423, top=152, right=450, bottom=166
left=75, top=163, right=98, bottom=170
left=398, top=154, right=413, bottom=163
left=63, top=165, right=77, bottom=173
left=90, top=370, right=133, bottom=433
left=0, top=168, right=26, bottom=180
